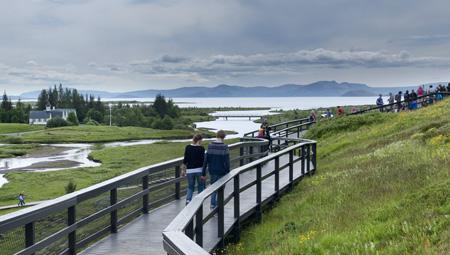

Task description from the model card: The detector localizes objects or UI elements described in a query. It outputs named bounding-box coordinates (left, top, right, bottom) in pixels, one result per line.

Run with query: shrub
left=64, top=180, right=77, bottom=194
left=3, top=136, right=24, bottom=144
left=152, top=116, right=174, bottom=130
left=67, top=112, right=79, bottom=126
left=46, top=117, right=69, bottom=128
left=85, top=119, right=99, bottom=126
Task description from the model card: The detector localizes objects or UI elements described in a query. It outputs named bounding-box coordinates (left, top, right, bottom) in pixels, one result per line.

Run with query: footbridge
left=0, top=119, right=317, bottom=255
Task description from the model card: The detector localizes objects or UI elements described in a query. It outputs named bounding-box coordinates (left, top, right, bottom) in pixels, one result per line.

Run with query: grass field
left=0, top=144, right=40, bottom=158
left=0, top=125, right=209, bottom=144
left=0, top=123, right=44, bottom=134
left=227, top=99, right=449, bottom=255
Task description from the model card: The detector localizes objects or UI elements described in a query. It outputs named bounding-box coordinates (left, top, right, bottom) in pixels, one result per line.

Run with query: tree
left=152, top=94, right=168, bottom=118
left=152, top=116, right=174, bottom=130
left=0, top=92, right=12, bottom=122
left=37, top=89, right=49, bottom=110
left=86, top=109, right=103, bottom=123
left=67, top=112, right=79, bottom=126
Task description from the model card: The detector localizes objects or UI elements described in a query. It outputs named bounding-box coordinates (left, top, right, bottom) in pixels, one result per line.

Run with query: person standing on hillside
left=388, top=92, right=395, bottom=112
left=336, top=106, right=345, bottom=117
left=410, top=90, right=418, bottom=110
left=325, top=108, right=332, bottom=118
left=309, top=110, right=317, bottom=122
left=395, top=91, right=402, bottom=112
left=404, top=90, right=410, bottom=110
left=417, top=85, right=424, bottom=97
left=202, top=130, right=230, bottom=210
left=376, top=94, right=384, bottom=112
left=182, top=134, right=206, bottom=205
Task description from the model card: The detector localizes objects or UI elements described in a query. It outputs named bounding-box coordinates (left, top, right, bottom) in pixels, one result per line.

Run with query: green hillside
left=228, top=98, right=449, bottom=254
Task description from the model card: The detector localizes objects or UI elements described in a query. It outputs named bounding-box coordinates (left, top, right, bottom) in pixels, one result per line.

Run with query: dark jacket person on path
left=18, top=193, right=25, bottom=207
left=182, top=134, right=206, bottom=205
left=202, top=130, right=230, bottom=210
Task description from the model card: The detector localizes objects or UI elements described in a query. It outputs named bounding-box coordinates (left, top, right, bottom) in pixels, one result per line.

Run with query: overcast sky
left=1, top=0, right=450, bottom=94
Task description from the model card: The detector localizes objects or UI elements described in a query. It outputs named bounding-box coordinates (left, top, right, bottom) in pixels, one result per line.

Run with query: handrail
left=243, top=117, right=310, bottom=138
left=350, top=91, right=450, bottom=115
left=163, top=122, right=317, bottom=254
left=270, top=121, right=315, bottom=138
left=0, top=138, right=269, bottom=255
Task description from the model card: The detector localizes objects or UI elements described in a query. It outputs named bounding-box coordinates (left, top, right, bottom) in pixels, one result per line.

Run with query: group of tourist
left=181, top=130, right=230, bottom=208
left=377, top=83, right=450, bottom=112
left=182, top=118, right=279, bottom=207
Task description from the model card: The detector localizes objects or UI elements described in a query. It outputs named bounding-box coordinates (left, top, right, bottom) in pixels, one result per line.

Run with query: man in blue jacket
left=202, top=130, right=230, bottom=209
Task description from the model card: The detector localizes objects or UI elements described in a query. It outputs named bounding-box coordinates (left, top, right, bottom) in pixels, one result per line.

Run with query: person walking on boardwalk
left=418, top=85, right=424, bottom=97
left=376, top=94, right=384, bottom=112
left=202, top=130, right=230, bottom=210
left=182, top=134, right=206, bottom=205
left=309, top=110, right=317, bottom=122
left=18, top=193, right=25, bottom=207
left=388, top=92, right=395, bottom=112
left=325, top=108, right=332, bottom=118
left=336, top=106, right=345, bottom=117
left=410, top=90, right=418, bottom=110
left=395, top=91, right=402, bottom=112
left=404, top=90, right=410, bottom=110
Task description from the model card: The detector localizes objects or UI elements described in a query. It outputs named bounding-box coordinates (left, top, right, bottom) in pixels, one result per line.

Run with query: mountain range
left=17, top=81, right=421, bottom=99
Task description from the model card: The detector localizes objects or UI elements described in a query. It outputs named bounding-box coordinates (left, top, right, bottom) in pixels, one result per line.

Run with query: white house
left=29, top=106, right=77, bottom=125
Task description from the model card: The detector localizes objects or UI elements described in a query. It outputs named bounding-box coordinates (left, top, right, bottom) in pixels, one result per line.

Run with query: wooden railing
left=0, top=139, right=270, bottom=255
left=163, top=125, right=317, bottom=254
left=243, top=117, right=310, bottom=138
left=350, top=91, right=450, bottom=115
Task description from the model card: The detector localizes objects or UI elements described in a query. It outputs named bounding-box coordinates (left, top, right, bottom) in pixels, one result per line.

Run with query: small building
left=29, top=106, right=76, bottom=125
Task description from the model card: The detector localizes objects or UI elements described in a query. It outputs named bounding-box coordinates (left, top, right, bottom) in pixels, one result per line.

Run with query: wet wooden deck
left=82, top=153, right=310, bottom=255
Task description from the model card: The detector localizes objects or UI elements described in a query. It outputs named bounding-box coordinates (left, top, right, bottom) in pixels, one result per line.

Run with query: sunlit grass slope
left=228, top=98, right=449, bottom=255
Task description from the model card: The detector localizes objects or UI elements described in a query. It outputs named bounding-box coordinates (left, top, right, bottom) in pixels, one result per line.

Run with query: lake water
left=0, top=174, right=7, bottom=188
left=105, top=96, right=380, bottom=110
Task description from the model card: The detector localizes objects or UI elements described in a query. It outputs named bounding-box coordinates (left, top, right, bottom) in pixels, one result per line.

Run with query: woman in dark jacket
left=182, top=134, right=206, bottom=205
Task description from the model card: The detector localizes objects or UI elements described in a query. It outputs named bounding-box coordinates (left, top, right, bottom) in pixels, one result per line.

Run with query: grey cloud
left=2, top=0, right=450, bottom=94
left=159, top=55, right=190, bottom=63
left=127, top=49, right=450, bottom=78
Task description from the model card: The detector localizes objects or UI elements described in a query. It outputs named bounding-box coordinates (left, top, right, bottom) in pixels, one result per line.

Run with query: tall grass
left=227, top=98, right=450, bottom=255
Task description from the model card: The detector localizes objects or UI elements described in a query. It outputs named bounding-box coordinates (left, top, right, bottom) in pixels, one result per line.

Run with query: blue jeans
left=210, top=174, right=222, bottom=209
left=186, top=172, right=205, bottom=204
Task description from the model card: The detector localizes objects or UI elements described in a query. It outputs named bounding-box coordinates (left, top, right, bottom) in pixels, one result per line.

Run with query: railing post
left=110, top=188, right=118, bottom=233
left=289, top=150, right=294, bottom=189
left=307, top=144, right=311, bottom=176
left=185, top=219, right=194, bottom=240
left=217, top=186, right=225, bottom=248
left=195, top=204, right=203, bottom=246
left=142, top=175, right=149, bottom=214
left=175, top=165, right=181, bottom=199
left=233, top=174, right=240, bottom=243
left=301, top=145, right=306, bottom=176
left=312, top=143, right=317, bottom=174
left=239, top=146, right=244, bottom=166
left=68, top=206, right=76, bottom=255
left=274, top=156, right=280, bottom=200
left=256, top=164, right=262, bottom=222
left=249, top=146, right=254, bottom=162
left=25, top=222, right=35, bottom=255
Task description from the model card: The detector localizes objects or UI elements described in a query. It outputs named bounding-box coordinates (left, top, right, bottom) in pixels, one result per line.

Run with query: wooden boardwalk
left=82, top=154, right=309, bottom=255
